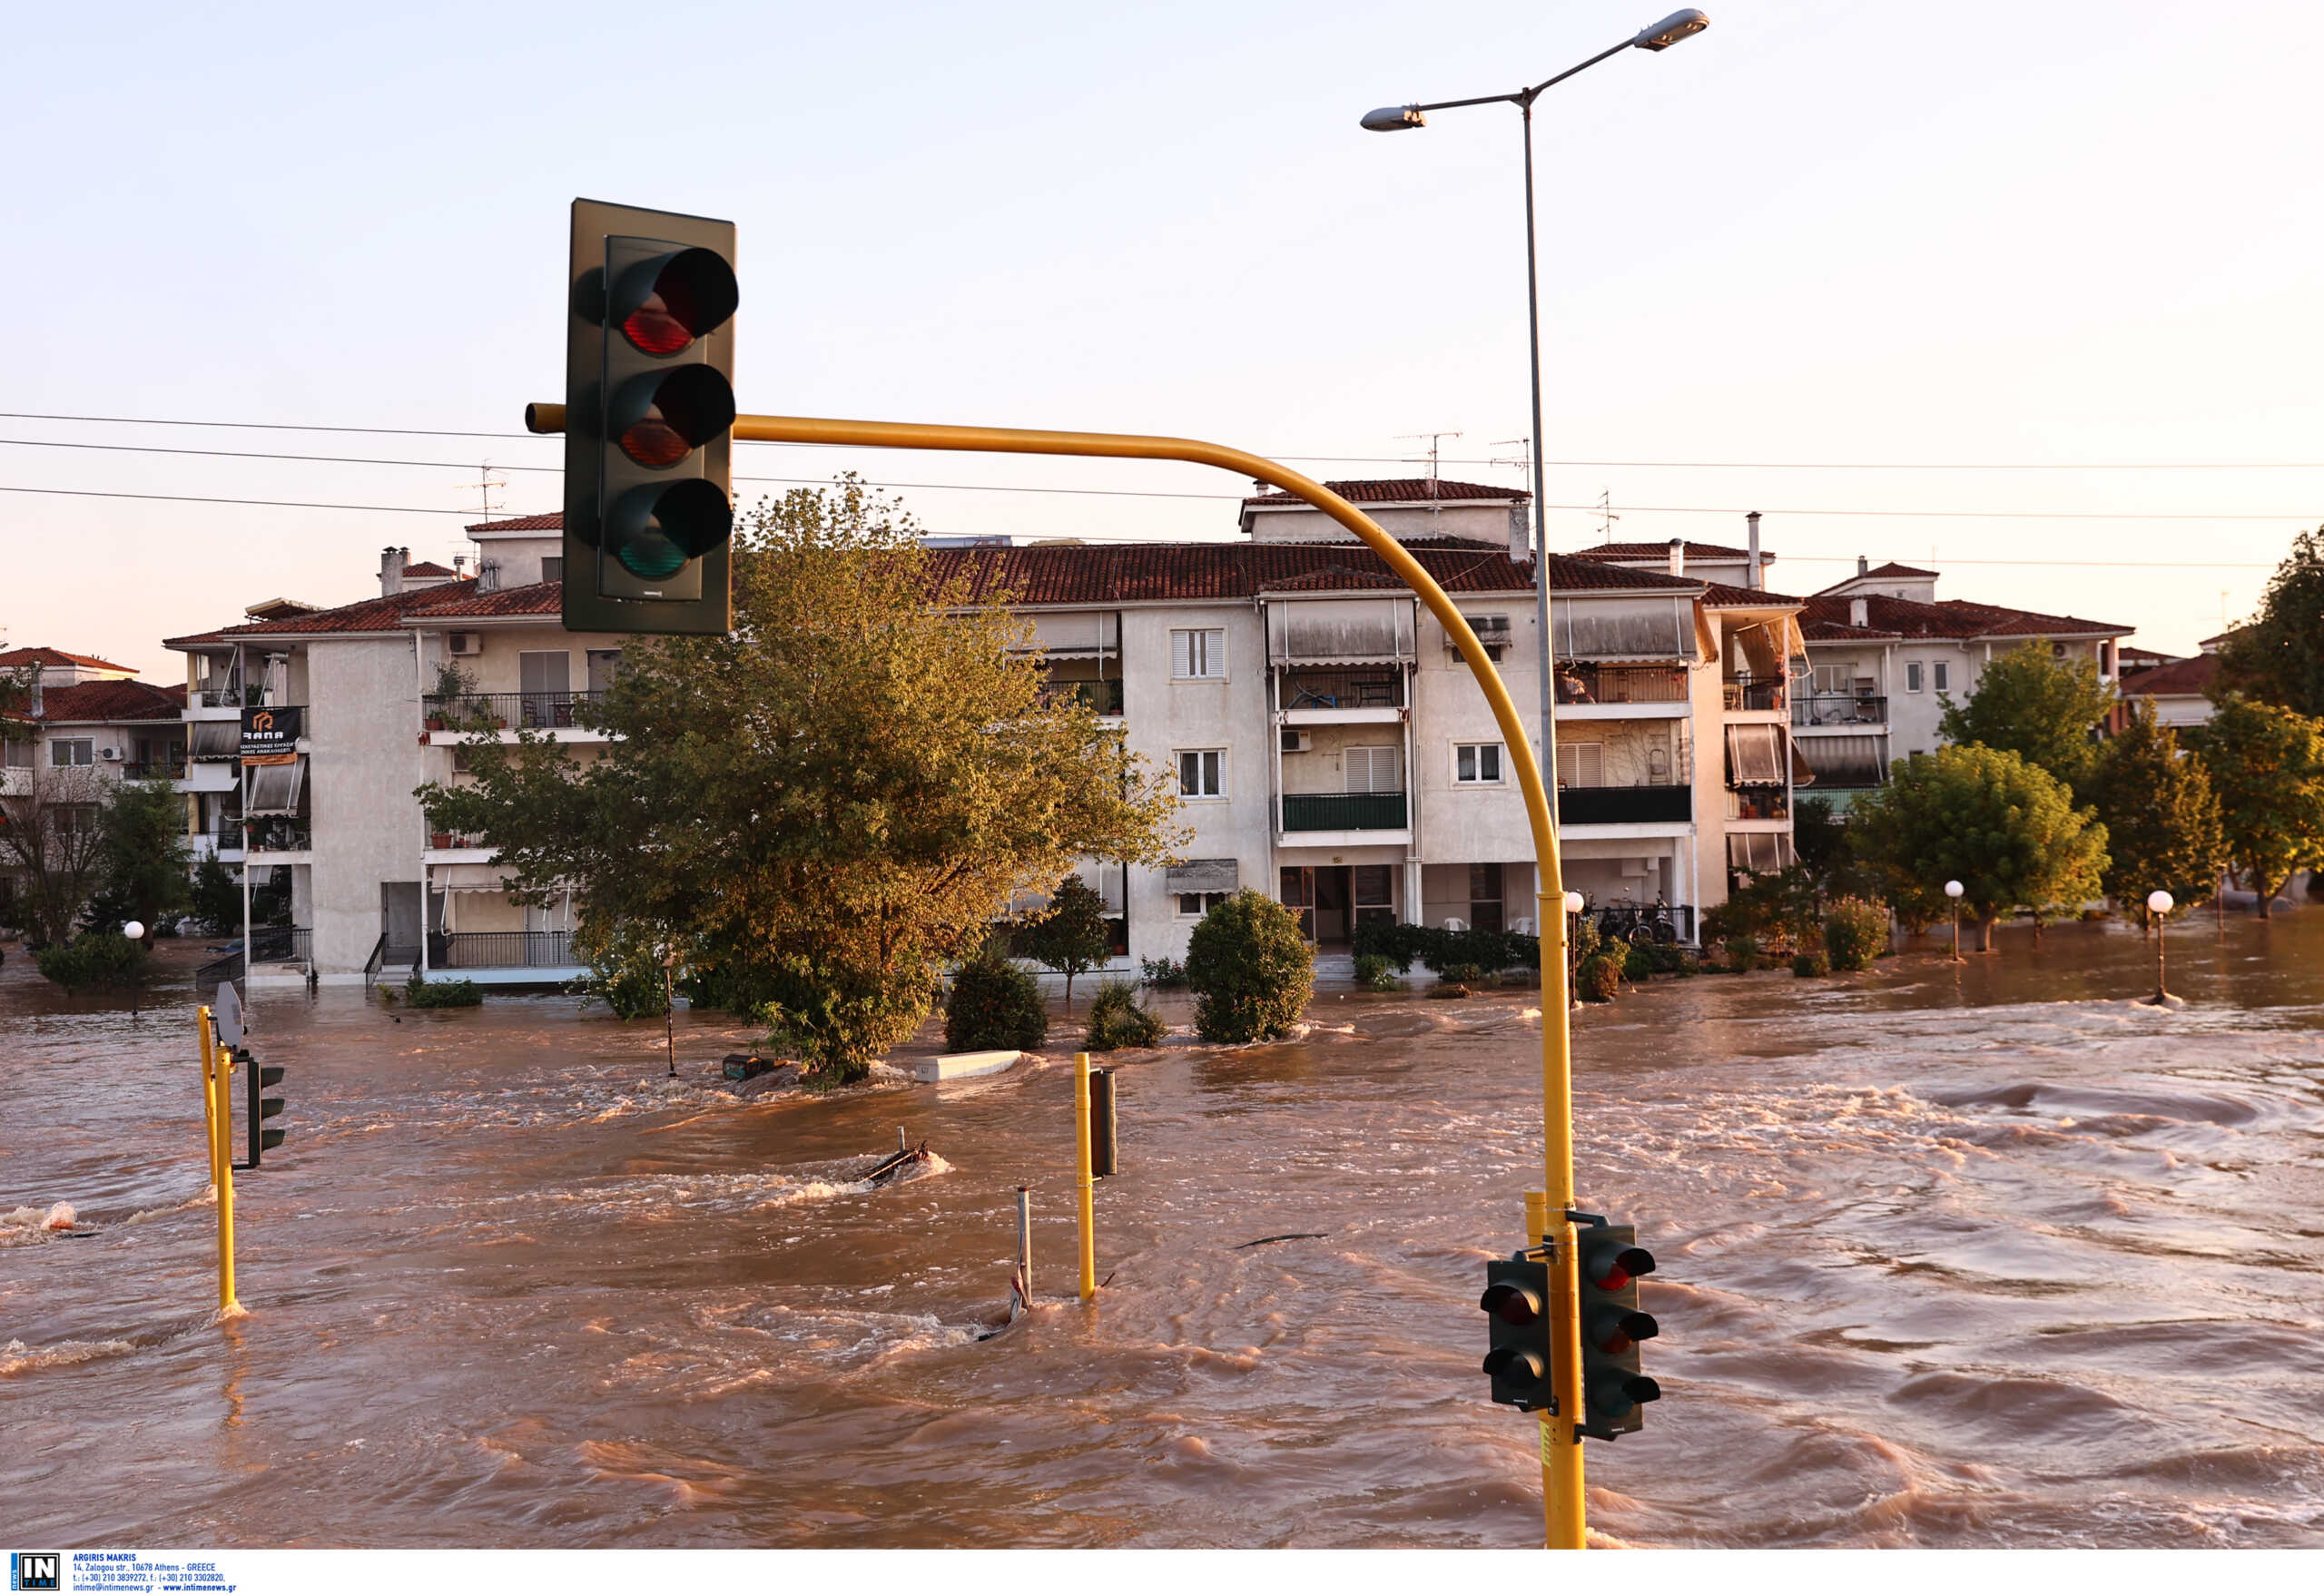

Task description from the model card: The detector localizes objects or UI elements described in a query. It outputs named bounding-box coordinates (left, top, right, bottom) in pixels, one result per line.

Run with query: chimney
left=379, top=545, right=407, bottom=596
left=1850, top=596, right=1868, bottom=628
left=1856, top=554, right=1868, bottom=577
left=1667, top=537, right=1686, bottom=577
left=1746, top=511, right=1762, bottom=590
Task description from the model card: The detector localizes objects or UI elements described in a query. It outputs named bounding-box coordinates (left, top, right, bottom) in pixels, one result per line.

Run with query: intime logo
left=10, top=1553, right=61, bottom=1592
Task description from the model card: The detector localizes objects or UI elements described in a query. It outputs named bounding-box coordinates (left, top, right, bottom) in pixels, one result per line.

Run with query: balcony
left=245, top=817, right=312, bottom=854
left=1277, top=668, right=1405, bottom=713
left=431, top=930, right=577, bottom=971
left=1039, top=677, right=1124, bottom=716
left=1282, top=791, right=1408, bottom=832
left=1558, top=784, right=1692, bottom=826
left=1722, top=675, right=1787, bottom=713
left=1554, top=662, right=1688, bottom=706
left=423, top=690, right=606, bottom=731
left=123, top=759, right=188, bottom=780
left=1727, top=786, right=1790, bottom=823
left=195, top=684, right=268, bottom=709
left=1792, top=693, right=1887, bottom=728
left=249, top=926, right=311, bottom=964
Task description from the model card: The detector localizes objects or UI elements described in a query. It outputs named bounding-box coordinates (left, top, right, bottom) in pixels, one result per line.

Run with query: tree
left=2185, top=695, right=2324, bottom=917
left=2213, top=527, right=2324, bottom=718
left=0, top=759, right=112, bottom=946
left=188, top=856, right=242, bottom=936
left=2083, top=701, right=2226, bottom=924
left=1853, top=744, right=2108, bottom=950
left=1936, top=642, right=2116, bottom=794
left=419, top=480, right=1181, bottom=1084
left=1020, top=872, right=1111, bottom=1010
left=1185, top=890, right=1314, bottom=1042
left=90, top=780, right=192, bottom=945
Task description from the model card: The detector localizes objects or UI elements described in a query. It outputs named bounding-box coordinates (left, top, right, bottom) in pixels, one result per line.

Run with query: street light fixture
left=1944, top=880, right=1965, bottom=963
left=1358, top=12, right=1710, bottom=838
left=2143, top=890, right=2174, bottom=1006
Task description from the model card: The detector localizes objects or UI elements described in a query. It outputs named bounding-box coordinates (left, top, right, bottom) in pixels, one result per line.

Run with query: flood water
left=5, top=910, right=2323, bottom=1549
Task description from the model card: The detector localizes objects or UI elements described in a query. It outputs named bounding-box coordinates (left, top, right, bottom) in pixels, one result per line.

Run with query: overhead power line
left=6, top=409, right=2324, bottom=471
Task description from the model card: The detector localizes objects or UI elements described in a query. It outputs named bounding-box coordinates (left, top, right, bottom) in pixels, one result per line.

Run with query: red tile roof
left=466, top=513, right=564, bottom=533
left=1799, top=591, right=2129, bottom=643
left=1855, top=561, right=1938, bottom=580
left=1572, top=539, right=1772, bottom=563
left=401, top=560, right=458, bottom=577
left=1696, top=580, right=1806, bottom=610
left=165, top=579, right=482, bottom=647
left=1242, top=478, right=1528, bottom=508
left=923, top=542, right=1689, bottom=606
left=2121, top=652, right=2220, bottom=699
left=0, top=645, right=134, bottom=673
left=409, top=581, right=563, bottom=618
left=25, top=679, right=184, bottom=724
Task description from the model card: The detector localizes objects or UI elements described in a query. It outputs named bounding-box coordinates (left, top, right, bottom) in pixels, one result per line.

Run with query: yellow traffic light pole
left=528, top=403, right=1588, bottom=1546
left=197, top=1007, right=240, bottom=1315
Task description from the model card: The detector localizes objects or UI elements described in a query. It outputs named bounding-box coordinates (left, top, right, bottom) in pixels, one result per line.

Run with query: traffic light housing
left=547, top=199, right=738, bottom=635
left=1575, top=1222, right=1660, bottom=1440
left=234, top=1046, right=285, bottom=1166
left=1480, top=1256, right=1554, bottom=1411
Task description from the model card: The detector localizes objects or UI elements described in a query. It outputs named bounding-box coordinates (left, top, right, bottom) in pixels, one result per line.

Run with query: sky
left=5, top=0, right=2319, bottom=681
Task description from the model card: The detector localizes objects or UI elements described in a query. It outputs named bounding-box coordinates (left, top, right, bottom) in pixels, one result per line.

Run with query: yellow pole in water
left=527, top=403, right=1582, bottom=1542
left=1075, top=1050, right=1097, bottom=1301
left=198, top=1008, right=239, bottom=1315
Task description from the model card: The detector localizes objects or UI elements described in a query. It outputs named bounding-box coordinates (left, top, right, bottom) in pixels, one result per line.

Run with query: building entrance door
left=381, top=882, right=422, bottom=959
left=1312, top=866, right=1353, bottom=946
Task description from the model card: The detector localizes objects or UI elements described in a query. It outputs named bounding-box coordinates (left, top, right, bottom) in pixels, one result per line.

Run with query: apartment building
left=2118, top=635, right=2225, bottom=729
left=166, top=528, right=617, bottom=984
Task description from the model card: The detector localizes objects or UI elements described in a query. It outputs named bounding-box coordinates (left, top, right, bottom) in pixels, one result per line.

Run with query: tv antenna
left=470, top=461, right=507, bottom=522
left=1396, top=429, right=1462, bottom=521
left=1595, top=488, right=1620, bottom=540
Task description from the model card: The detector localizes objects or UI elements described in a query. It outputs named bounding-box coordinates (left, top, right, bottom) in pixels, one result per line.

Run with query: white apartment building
left=2118, top=635, right=2224, bottom=730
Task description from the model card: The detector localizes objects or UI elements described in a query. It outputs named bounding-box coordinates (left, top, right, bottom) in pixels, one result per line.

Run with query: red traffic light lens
left=610, top=365, right=736, bottom=470
left=1479, top=1282, right=1541, bottom=1325
left=613, top=248, right=739, bottom=357
left=1585, top=1243, right=1655, bottom=1292
left=1588, top=1307, right=1659, bottom=1355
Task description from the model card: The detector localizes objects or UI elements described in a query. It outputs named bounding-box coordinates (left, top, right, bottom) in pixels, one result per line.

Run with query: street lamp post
left=1362, top=10, right=1709, bottom=761
left=1944, top=880, right=1965, bottom=962
left=2144, top=890, right=2174, bottom=1005
left=661, top=945, right=678, bottom=1079
left=1562, top=889, right=1585, bottom=1010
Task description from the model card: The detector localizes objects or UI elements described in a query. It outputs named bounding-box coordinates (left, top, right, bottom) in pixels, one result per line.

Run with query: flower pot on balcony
left=430, top=832, right=455, bottom=850
left=425, top=715, right=445, bottom=731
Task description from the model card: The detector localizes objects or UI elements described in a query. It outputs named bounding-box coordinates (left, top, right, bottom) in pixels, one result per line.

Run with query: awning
left=1165, top=858, right=1239, bottom=894
left=1788, top=733, right=1817, bottom=787
left=429, top=862, right=510, bottom=892
left=244, top=757, right=305, bottom=814
left=1727, top=832, right=1796, bottom=872
left=1725, top=724, right=1785, bottom=784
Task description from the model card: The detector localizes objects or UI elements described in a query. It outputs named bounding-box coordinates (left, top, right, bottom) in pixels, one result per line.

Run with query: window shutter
left=1726, top=724, right=1783, bottom=783
left=1172, top=630, right=1193, bottom=678
left=1556, top=743, right=1604, bottom=787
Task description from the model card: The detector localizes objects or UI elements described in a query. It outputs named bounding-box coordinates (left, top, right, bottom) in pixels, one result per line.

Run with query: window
left=1932, top=661, right=1950, bottom=693
left=586, top=649, right=624, bottom=694
left=50, top=739, right=94, bottom=767
left=541, top=556, right=565, bottom=582
left=1469, top=862, right=1505, bottom=934
left=1177, top=748, right=1225, bottom=798
left=2, top=739, right=31, bottom=768
left=1905, top=661, right=1925, bottom=693
left=55, top=803, right=102, bottom=836
left=1554, top=742, right=1604, bottom=788
left=1454, top=742, right=1503, bottom=784
left=1177, top=891, right=1231, bottom=916
left=451, top=744, right=475, bottom=774
left=1345, top=744, right=1401, bottom=793
left=1170, top=628, right=1226, bottom=680
left=1354, top=864, right=1395, bottom=928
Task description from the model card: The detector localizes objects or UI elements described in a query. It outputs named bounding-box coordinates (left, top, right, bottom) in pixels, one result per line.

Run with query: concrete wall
left=305, top=635, right=427, bottom=972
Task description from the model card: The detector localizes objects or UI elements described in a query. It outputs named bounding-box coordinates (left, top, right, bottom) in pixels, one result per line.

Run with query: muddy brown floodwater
left=5, top=911, right=2323, bottom=1549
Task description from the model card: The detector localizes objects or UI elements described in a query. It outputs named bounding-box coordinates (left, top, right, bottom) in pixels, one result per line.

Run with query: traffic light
left=1574, top=1222, right=1660, bottom=1440
left=547, top=199, right=738, bottom=635
left=235, top=1046, right=285, bottom=1166
left=1480, top=1255, right=1554, bottom=1410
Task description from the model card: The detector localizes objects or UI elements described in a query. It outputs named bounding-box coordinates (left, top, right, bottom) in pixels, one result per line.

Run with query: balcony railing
left=246, top=818, right=312, bottom=852
left=196, top=684, right=266, bottom=708
left=249, top=925, right=311, bottom=964
left=431, top=930, right=576, bottom=970
left=1555, top=662, right=1689, bottom=705
left=1558, top=783, right=1692, bottom=825
left=1282, top=791, right=1409, bottom=832
left=1792, top=693, right=1887, bottom=727
left=1727, top=787, right=1790, bottom=823
left=1722, top=675, right=1787, bottom=712
left=1277, top=668, right=1405, bottom=712
left=123, top=759, right=188, bottom=780
left=423, top=690, right=606, bottom=731
left=1040, top=677, right=1125, bottom=715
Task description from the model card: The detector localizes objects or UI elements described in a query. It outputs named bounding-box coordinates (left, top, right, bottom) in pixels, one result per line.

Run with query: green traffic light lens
left=615, top=528, right=688, bottom=581
left=607, top=478, right=734, bottom=582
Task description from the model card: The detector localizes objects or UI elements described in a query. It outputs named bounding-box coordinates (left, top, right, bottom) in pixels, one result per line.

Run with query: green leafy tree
left=1853, top=744, right=2109, bottom=950
left=188, top=856, right=241, bottom=936
left=1020, top=872, right=1112, bottom=1010
left=1937, top=642, right=2117, bottom=794
left=91, top=780, right=191, bottom=945
left=944, top=948, right=1047, bottom=1053
left=419, top=480, right=1180, bottom=1083
left=2084, top=701, right=2226, bottom=923
left=1185, top=890, right=1313, bottom=1043
left=2186, top=695, right=2324, bottom=917
left=2213, top=527, right=2324, bottom=717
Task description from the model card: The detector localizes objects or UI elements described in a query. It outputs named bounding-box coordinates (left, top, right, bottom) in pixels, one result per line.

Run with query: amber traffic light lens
left=612, top=365, right=736, bottom=470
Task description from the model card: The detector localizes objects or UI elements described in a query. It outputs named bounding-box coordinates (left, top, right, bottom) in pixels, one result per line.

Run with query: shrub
left=1671, top=950, right=1699, bottom=978
left=1352, top=952, right=1400, bottom=991
left=1567, top=914, right=1601, bottom=967
left=1724, top=934, right=1761, bottom=973
left=1139, top=955, right=1188, bottom=990
left=1642, top=941, right=1689, bottom=975
left=945, top=951, right=1048, bottom=1052
left=1438, top=961, right=1484, bottom=985
left=1084, top=980, right=1166, bottom=1051
left=1621, top=943, right=1654, bottom=982
left=404, top=970, right=483, bottom=1008
left=33, top=931, right=148, bottom=990
left=1821, top=896, right=1890, bottom=972
left=1575, top=954, right=1621, bottom=1002
left=1791, top=950, right=1830, bottom=978
left=1352, top=920, right=1541, bottom=974
left=1186, top=890, right=1314, bottom=1044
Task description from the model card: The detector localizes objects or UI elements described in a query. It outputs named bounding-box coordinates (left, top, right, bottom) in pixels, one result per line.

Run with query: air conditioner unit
left=447, top=632, right=481, bottom=656
left=100, top=746, right=122, bottom=762
left=1281, top=729, right=1311, bottom=753
left=1452, top=614, right=1512, bottom=660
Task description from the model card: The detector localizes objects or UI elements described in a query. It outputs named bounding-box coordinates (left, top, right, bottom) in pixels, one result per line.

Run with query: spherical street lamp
left=1562, top=891, right=1584, bottom=916
left=1943, top=881, right=1965, bottom=963
left=2143, top=890, right=2175, bottom=1006
left=122, top=921, right=146, bottom=943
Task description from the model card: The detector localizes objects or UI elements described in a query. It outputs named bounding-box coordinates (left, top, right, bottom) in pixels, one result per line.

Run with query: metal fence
left=1793, top=694, right=1887, bottom=727
left=1558, top=783, right=1692, bottom=825
left=432, top=931, right=577, bottom=970
left=1722, top=675, right=1787, bottom=712
left=1277, top=669, right=1405, bottom=712
left=249, top=926, right=310, bottom=964
left=1554, top=663, right=1689, bottom=705
left=422, top=691, right=606, bottom=731
left=1281, top=791, right=1409, bottom=832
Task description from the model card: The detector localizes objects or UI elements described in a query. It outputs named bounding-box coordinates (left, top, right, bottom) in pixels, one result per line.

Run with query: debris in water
left=1233, top=1232, right=1327, bottom=1250
left=861, top=1139, right=935, bottom=1187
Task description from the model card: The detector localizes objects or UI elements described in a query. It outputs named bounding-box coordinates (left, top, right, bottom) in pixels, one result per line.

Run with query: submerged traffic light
left=547, top=199, right=738, bottom=635
left=1480, top=1256, right=1554, bottom=1410
left=1574, top=1222, right=1660, bottom=1439
left=233, top=1046, right=285, bottom=1167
